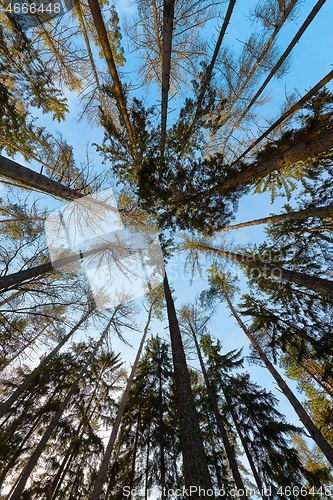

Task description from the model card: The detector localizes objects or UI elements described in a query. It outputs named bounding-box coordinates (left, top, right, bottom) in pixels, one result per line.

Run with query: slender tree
left=208, top=269, right=333, bottom=467
left=184, top=238, right=333, bottom=297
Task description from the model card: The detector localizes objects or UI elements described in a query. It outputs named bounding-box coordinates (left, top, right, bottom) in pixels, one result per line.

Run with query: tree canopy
left=0, top=0, right=333, bottom=498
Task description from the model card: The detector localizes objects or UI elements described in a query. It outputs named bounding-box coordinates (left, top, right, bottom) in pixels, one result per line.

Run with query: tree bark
left=86, top=0, right=137, bottom=156
left=128, top=411, right=141, bottom=497
left=223, top=0, right=299, bottom=142
left=74, top=0, right=112, bottom=121
left=222, top=389, right=267, bottom=499
left=235, top=68, right=333, bottom=163
left=0, top=412, right=45, bottom=487
left=179, top=126, right=333, bottom=204
left=0, top=236, right=125, bottom=292
left=220, top=203, right=333, bottom=232
left=180, top=0, right=236, bottom=148
left=158, top=352, right=166, bottom=499
left=48, top=357, right=111, bottom=499
left=224, top=292, right=333, bottom=468
left=163, top=273, right=213, bottom=497
left=0, top=155, right=84, bottom=200
left=193, top=242, right=333, bottom=297
left=0, top=320, right=50, bottom=372
left=262, top=327, right=333, bottom=399
left=0, top=290, right=25, bottom=308
left=159, top=0, right=175, bottom=179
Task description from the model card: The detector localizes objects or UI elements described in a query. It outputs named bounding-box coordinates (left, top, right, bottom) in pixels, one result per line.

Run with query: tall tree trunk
left=223, top=0, right=299, bottom=138
left=220, top=202, right=333, bottom=232
left=47, top=358, right=111, bottom=499
left=160, top=0, right=175, bottom=167
left=0, top=412, right=45, bottom=487
left=204, top=409, right=224, bottom=491
left=144, top=421, right=151, bottom=500
left=0, top=156, right=130, bottom=221
left=227, top=0, right=327, bottom=151
left=179, top=0, right=237, bottom=151
left=190, top=326, right=247, bottom=498
left=0, top=308, right=94, bottom=419
left=0, top=155, right=83, bottom=200
left=128, top=410, right=141, bottom=498
left=0, top=376, right=68, bottom=489
left=193, top=0, right=236, bottom=121
left=86, top=0, right=137, bottom=156
left=235, top=68, right=333, bottom=163
left=248, top=301, right=331, bottom=355
left=224, top=291, right=333, bottom=468
left=163, top=273, right=213, bottom=496
left=0, top=236, right=123, bottom=292
left=191, top=242, right=333, bottom=297
left=179, top=126, right=333, bottom=205
left=158, top=358, right=166, bottom=500
left=45, top=447, right=73, bottom=500
left=90, top=304, right=153, bottom=500
left=0, top=290, right=25, bottom=308
left=74, top=0, right=112, bottom=121
left=7, top=315, right=112, bottom=500
left=50, top=451, right=75, bottom=499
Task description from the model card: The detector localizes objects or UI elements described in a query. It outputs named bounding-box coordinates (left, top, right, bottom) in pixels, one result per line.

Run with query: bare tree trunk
left=227, top=0, right=327, bottom=150
left=158, top=360, right=166, bottom=500
left=159, top=0, right=175, bottom=177
left=179, top=126, right=333, bottom=204
left=179, top=0, right=236, bottom=150
left=0, top=412, right=45, bottom=487
left=45, top=447, right=72, bottom=500
left=128, top=411, right=141, bottom=497
left=144, top=421, right=151, bottom=500
left=90, top=304, right=153, bottom=500
left=163, top=273, right=213, bottom=496
left=0, top=290, right=25, bottom=308
left=0, top=155, right=83, bottom=200
left=224, top=292, right=333, bottom=468
left=220, top=203, right=333, bottom=232
left=192, top=242, right=333, bottom=297
left=262, top=327, right=333, bottom=399
left=0, top=236, right=123, bottom=292
left=193, top=0, right=236, bottom=120
left=86, top=0, right=137, bottom=156
left=74, top=0, right=112, bottom=121
left=235, top=68, right=333, bottom=163
left=0, top=308, right=94, bottom=419
left=47, top=358, right=111, bottom=499
left=223, top=0, right=299, bottom=139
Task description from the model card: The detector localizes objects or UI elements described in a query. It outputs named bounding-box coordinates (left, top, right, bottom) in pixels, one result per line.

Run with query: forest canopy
left=0, top=0, right=333, bottom=499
